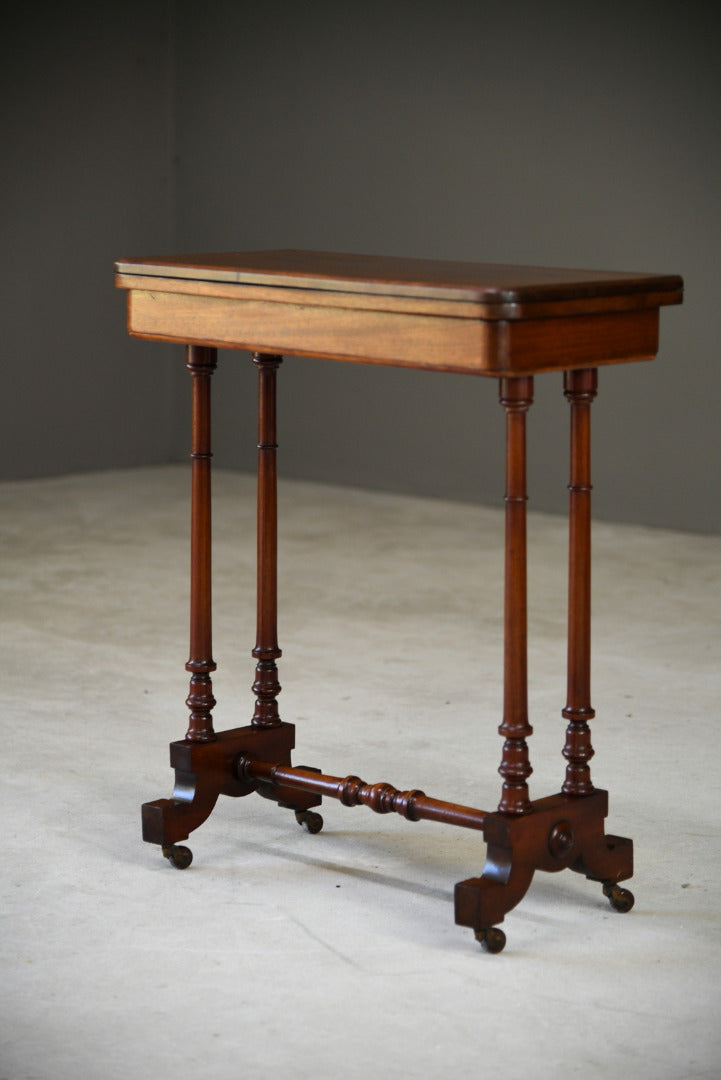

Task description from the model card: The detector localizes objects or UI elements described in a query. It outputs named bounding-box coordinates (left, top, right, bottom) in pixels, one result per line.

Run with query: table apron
left=126, top=289, right=660, bottom=375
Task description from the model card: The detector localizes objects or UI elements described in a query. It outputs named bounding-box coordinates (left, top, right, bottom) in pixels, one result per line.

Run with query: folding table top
left=115, top=250, right=683, bottom=375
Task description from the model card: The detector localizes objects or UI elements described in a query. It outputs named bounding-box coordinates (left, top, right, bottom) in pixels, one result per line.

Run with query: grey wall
left=3, top=1, right=720, bottom=532
left=2, top=3, right=178, bottom=480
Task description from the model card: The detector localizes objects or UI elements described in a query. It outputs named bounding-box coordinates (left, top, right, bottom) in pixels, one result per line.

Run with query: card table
left=116, top=250, right=682, bottom=951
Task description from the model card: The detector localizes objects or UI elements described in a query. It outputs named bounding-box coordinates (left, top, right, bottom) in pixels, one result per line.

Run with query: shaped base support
left=141, top=722, right=321, bottom=851
left=454, top=789, right=633, bottom=947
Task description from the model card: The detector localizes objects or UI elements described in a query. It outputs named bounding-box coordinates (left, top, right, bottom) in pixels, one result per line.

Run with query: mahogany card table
left=115, top=250, right=682, bottom=952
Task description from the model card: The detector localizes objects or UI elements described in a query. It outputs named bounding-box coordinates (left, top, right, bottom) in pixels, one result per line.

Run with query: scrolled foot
left=474, top=927, right=507, bottom=954
left=603, top=881, right=634, bottom=913
left=162, top=844, right=193, bottom=870
left=295, top=809, right=324, bottom=834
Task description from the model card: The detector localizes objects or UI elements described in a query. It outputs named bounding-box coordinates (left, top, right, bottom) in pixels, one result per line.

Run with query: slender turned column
left=252, top=353, right=283, bottom=728
left=185, top=346, right=217, bottom=742
left=562, top=368, right=598, bottom=795
left=497, top=376, right=534, bottom=815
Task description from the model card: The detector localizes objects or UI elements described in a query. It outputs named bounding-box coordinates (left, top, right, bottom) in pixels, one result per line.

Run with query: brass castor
left=474, top=927, right=507, bottom=954
left=162, top=844, right=193, bottom=869
left=295, top=809, right=324, bottom=834
left=603, top=881, right=635, bottom=913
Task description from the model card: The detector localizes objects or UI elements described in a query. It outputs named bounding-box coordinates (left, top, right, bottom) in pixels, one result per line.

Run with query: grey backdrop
left=3, top=1, right=719, bottom=532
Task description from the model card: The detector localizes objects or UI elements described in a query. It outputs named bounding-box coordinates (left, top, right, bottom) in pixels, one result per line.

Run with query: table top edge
left=114, top=249, right=684, bottom=307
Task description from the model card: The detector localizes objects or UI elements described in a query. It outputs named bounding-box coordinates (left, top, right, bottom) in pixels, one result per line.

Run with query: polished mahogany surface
left=116, top=250, right=682, bottom=376
left=116, top=249, right=682, bottom=308
left=123, top=249, right=681, bottom=950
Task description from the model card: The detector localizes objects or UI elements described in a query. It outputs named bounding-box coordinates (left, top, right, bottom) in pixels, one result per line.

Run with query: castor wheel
left=295, top=809, right=324, bottom=834
left=603, top=881, right=635, bottom=913
left=474, top=927, right=507, bottom=954
left=162, top=844, right=193, bottom=869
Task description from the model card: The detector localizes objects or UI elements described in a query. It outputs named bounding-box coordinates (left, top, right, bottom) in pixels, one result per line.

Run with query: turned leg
left=454, top=377, right=535, bottom=951
left=456, top=372, right=633, bottom=949
left=163, top=345, right=217, bottom=866
left=562, top=368, right=597, bottom=794
left=143, top=345, right=219, bottom=867
left=141, top=349, right=319, bottom=858
left=563, top=368, right=634, bottom=908
left=252, top=353, right=283, bottom=729
left=251, top=352, right=322, bottom=830
left=497, top=376, right=534, bottom=816
left=185, top=346, right=217, bottom=743
left=561, top=369, right=600, bottom=794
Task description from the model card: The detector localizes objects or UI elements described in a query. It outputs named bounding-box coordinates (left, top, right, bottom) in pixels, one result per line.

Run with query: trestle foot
left=163, top=844, right=193, bottom=869
left=295, top=809, right=324, bottom=834
left=142, top=722, right=321, bottom=851
left=474, top=927, right=507, bottom=954
left=603, top=881, right=635, bottom=913
left=456, top=790, right=633, bottom=944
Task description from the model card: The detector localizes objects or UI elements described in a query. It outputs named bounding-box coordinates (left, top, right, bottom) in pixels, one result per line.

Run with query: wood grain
left=115, top=271, right=678, bottom=322
left=128, top=248, right=676, bottom=947
left=126, top=289, right=661, bottom=376
left=115, top=249, right=683, bottom=309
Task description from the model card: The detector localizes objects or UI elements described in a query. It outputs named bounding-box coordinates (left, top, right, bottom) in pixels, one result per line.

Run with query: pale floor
left=2, top=466, right=720, bottom=1080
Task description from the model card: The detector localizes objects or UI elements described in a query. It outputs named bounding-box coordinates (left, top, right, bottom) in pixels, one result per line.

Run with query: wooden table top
left=116, top=248, right=682, bottom=309
left=116, top=250, right=683, bottom=376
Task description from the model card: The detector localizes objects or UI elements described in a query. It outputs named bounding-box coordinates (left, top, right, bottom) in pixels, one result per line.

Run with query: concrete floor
left=2, top=465, right=720, bottom=1080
